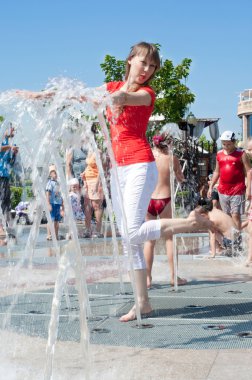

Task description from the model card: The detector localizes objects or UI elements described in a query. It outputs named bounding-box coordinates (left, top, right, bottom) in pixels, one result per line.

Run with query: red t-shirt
left=217, top=149, right=246, bottom=195
left=106, top=81, right=155, bottom=166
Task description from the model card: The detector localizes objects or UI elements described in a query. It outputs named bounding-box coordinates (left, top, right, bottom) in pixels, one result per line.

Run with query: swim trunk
left=0, top=177, right=11, bottom=214
left=50, top=204, right=61, bottom=222
left=218, top=193, right=245, bottom=215
left=147, top=197, right=171, bottom=217
left=222, top=231, right=242, bottom=250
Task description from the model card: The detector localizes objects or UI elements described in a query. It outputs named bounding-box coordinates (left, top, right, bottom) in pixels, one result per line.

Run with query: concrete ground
left=0, top=231, right=252, bottom=380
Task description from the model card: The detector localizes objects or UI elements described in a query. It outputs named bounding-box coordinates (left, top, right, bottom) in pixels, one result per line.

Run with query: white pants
left=111, top=161, right=161, bottom=270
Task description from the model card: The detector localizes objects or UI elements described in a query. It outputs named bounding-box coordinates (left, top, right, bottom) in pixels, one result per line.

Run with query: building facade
left=237, top=89, right=252, bottom=143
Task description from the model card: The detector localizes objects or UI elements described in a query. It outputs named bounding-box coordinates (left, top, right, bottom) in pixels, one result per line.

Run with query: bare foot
left=170, top=277, right=187, bottom=286
left=209, top=252, right=216, bottom=258
left=245, top=260, right=252, bottom=267
left=119, top=303, right=152, bottom=322
left=147, top=275, right=152, bottom=289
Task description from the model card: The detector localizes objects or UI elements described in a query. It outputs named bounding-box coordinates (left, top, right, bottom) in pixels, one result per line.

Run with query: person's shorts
left=222, top=231, right=242, bottom=250
left=211, top=189, right=219, bottom=201
left=50, top=204, right=61, bottom=222
left=0, top=177, right=11, bottom=214
left=218, top=193, right=245, bottom=215
left=222, top=237, right=232, bottom=248
left=85, top=179, right=104, bottom=201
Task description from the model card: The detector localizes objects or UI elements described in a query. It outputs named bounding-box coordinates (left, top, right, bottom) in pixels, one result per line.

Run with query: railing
left=240, top=89, right=252, bottom=102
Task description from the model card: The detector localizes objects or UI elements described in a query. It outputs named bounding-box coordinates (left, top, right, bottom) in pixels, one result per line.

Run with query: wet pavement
left=0, top=231, right=252, bottom=379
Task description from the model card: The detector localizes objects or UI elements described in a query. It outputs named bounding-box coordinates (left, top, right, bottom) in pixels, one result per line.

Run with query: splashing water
left=0, top=77, right=142, bottom=379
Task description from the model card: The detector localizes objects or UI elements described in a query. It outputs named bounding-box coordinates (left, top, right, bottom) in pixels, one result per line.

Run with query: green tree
left=151, top=58, right=195, bottom=124
left=197, top=134, right=215, bottom=152
left=0, top=116, right=4, bottom=123
left=10, top=186, right=23, bottom=208
left=100, top=48, right=195, bottom=126
left=100, top=55, right=125, bottom=82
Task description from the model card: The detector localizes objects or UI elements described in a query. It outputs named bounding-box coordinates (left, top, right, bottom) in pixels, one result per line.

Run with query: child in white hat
left=68, top=178, right=85, bottom=224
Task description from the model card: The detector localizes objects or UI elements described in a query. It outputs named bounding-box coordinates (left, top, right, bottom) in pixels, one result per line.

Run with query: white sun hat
left=68, top=178, right=79, bottom=186
left=220, top=130, right=236, bottom=141
left=49, top=164, right=57, bottom=174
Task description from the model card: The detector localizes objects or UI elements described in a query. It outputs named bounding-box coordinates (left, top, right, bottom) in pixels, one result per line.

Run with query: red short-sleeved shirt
left=106, top=81, right=155, bottom=166
left=217, top=149, right=246, bottom=195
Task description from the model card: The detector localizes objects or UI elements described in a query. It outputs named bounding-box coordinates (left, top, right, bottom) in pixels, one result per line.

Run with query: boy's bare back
left=208, top=208, right=236, bottom=238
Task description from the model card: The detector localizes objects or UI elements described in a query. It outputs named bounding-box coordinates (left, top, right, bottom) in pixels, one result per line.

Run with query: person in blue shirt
left=0, top=123, right=19, bottom=240
left=45, top=165, right=64, bottom=240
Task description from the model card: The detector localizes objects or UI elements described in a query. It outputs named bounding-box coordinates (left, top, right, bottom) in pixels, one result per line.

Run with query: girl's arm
left=209, top=230, right=216, bottom=258
left=242, top=151, right=252, bottom=177
left=110, top=89, right=152, bottom=107
left=45, top=191, right=52, bottom=211
left=16, top=90, right=55, bottom=99
left=65, top=148, right=73, bottom=180
left=173, top=156, right=185, bottom=183
left=207, top=161, right=220, bottom=198
left=246, top=170, right=252, bottom=200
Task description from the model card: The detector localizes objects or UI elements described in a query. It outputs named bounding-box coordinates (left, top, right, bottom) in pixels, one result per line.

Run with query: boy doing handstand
left=197, top=198, right=240, bottom=258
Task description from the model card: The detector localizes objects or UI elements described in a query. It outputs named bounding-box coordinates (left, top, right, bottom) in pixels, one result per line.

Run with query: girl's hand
left=16, top=90, right=55, bottom=99
left=207, top=189, right=212, bottom=199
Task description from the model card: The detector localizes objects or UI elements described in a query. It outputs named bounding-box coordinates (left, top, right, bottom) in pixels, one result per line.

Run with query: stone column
left=243, top=115, right=248, bottom=142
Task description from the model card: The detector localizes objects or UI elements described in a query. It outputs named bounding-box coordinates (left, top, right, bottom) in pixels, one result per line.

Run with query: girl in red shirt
left=105, top=42, right=212, bottom=321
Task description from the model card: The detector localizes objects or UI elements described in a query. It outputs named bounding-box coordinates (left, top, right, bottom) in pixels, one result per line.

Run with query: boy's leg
left=230, top=194, right=244, bottom=231
left=231, top=213, right=242, bottom=231
left=92, top=200, right=103, bottom=234
left=165, top=237, right=186, bottom=285
left=84, top=197, right=92, bottom=236
left=54, top=221, right=59, bottom=240
left=46, top=224, right=51, bottom=240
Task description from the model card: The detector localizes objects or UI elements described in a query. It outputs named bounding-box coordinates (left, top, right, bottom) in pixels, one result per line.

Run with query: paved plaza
left=0, top=230, right=252, bottom=379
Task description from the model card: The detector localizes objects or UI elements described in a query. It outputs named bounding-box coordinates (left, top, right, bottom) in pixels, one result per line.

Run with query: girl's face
left=71, top=184, right=79, bottom=193
left=221, top=140, right=236, bottom=154
left=127, top=54, right=156, bottom=85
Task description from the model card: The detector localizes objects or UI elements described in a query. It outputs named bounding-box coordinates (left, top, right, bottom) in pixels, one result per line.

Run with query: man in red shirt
left=208, top=130, right=251, bottom=230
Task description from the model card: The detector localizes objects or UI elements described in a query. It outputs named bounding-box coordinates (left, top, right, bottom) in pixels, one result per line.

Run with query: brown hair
left=125, top=42, right=161, bottom=85
left=197, top=198, right=213, bottom=213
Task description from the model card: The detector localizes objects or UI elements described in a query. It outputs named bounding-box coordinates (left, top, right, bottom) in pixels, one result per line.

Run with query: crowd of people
left=2, top=41, right=252, bottom=322
left=46, top=146, right=107, bottom=240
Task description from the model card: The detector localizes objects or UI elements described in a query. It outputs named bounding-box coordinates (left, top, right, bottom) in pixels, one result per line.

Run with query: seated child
left=68, top=178, right=85, bottom=223
left=197, top=198, right=240, bottom=257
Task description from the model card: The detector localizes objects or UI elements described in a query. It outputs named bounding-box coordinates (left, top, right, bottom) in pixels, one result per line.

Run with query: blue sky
left=1, top=0, right=251, bottom=139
